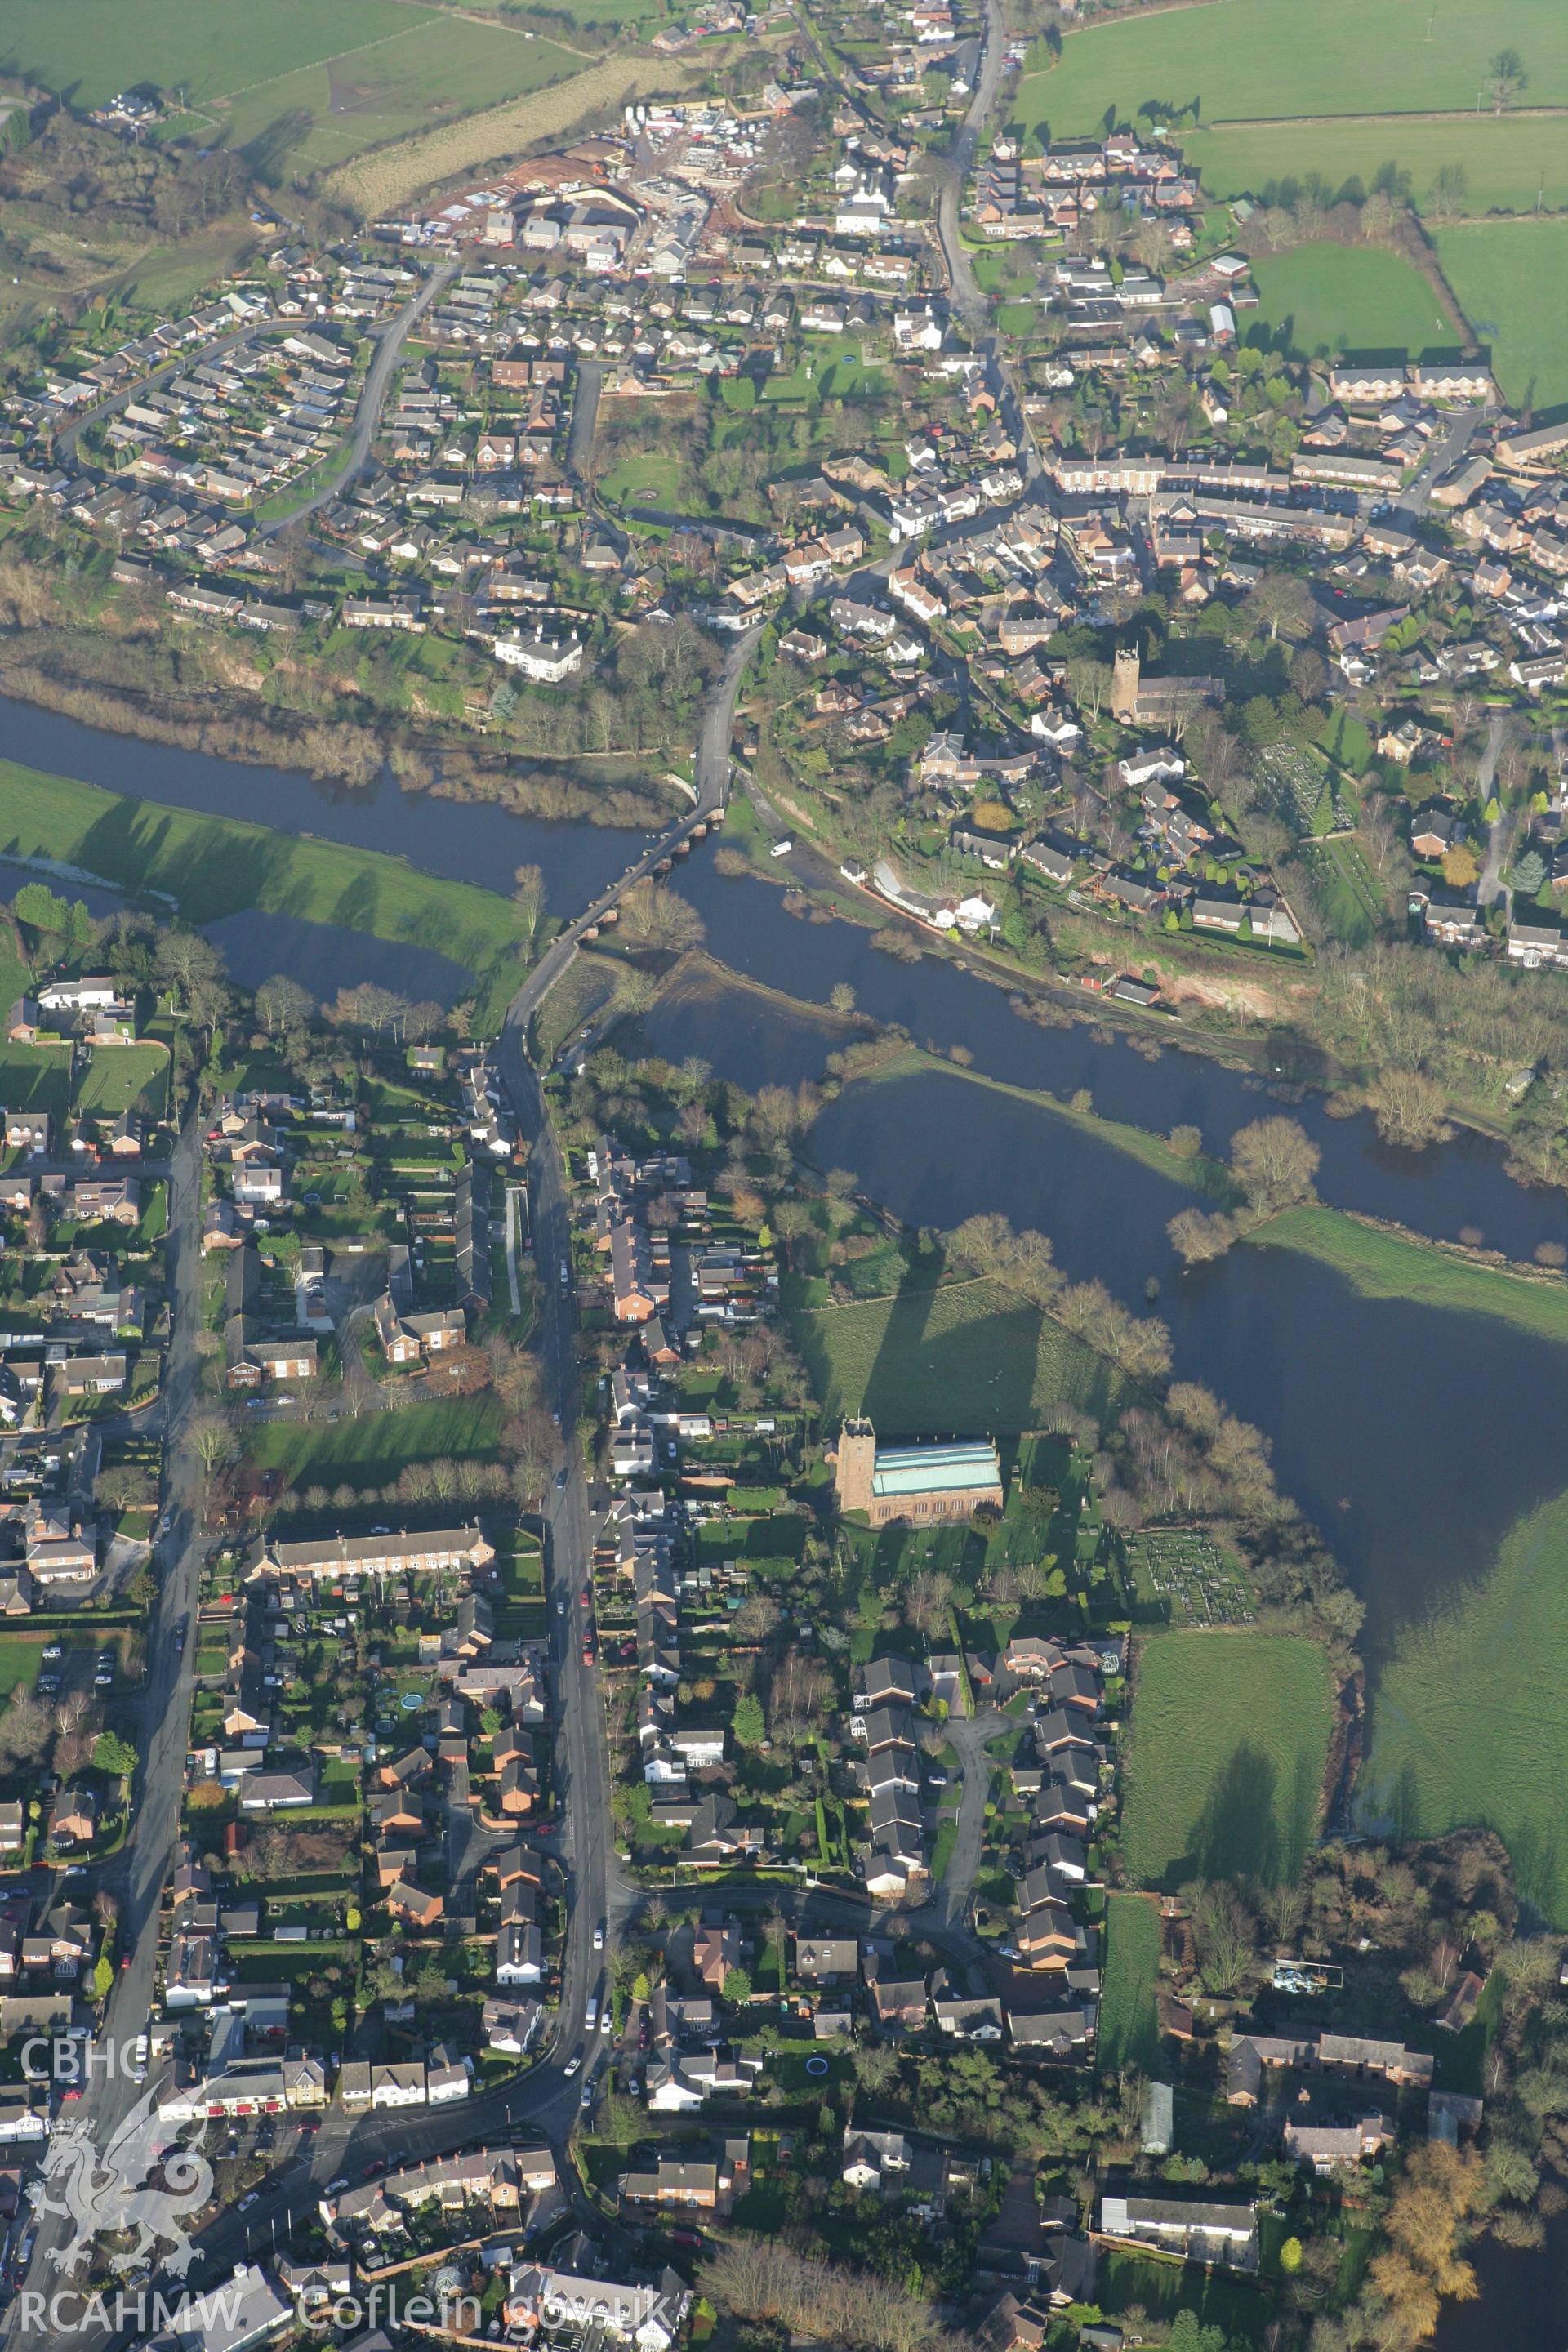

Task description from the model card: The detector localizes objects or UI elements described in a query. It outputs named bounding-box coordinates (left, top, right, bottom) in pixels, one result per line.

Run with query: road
left=256, top=261, right=457, bottom=540
left=929, top=0, right=1039, bottom=479
left=503, top=626, right=758, bottom=1036
left=8, top=1112, right=207, bottom=2332
left=1392, top=403, right=1482, bottom=524
left=1476, top=711, right=1514, bottom=911
left=565, top=358, right=602, bottom=485
left=54, top=326, right=276, bottom=463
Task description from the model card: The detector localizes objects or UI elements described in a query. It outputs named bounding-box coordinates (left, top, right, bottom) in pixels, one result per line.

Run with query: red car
left=581, top=1640, right=595, bottom=1665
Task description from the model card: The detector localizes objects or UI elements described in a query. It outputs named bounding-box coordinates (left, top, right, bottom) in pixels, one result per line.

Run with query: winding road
left=256, top=260, right=457, bottom=540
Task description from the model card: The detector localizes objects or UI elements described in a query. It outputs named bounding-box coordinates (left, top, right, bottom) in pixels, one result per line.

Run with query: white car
left=770, top=839, right=793, bottom=858
left=599, top=2010, right=612, bottom=2034
left=592, top=1923, right=604, bottom=1952
left=564, top=2055, right=581, bottom=2078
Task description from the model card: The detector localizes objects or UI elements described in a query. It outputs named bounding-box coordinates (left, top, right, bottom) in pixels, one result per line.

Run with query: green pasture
left=1120, top=1629, right=1334, bottom=1889
left=218, top=18, right=581, bottom=180
left=1098, top=1893, right=1162, bottom=2074
left=790, top=1273, right=1126, bottom=1437
left=0, top=0, right=581, bottom=181
left=0, top=759, right=526, bottom=991
left=1014, top=0, right=1568, bottom=138
left=1248, top=241, right=1453, bottom=359
left=0, top=0, right=415, bottom=109
left=1434, top=216, right=1568, bottom=407
left=1364, top=1486, right=1568, bottom=1924
left=1254, top=1205, right=1568, bottom=1347
left=1184, top=113, right=1568, bottom=220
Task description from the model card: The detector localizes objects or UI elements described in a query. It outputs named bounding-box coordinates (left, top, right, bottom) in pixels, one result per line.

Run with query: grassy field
left=1435, top=217, right=1568, bottom=408
left=216, top=18, right=581, bottom=180
left=0, top=1041, right=71, bottom=1122
left=1249, top=241, right=1454, bottom=359
left=1120, top=1629, right=1334, bottom=1889
left=0, top=759, right=526, bottom=993
left=243, top=1395, right=502, bottom=1483
left=0, top=0, right=582, bottom=184
left=0, top=0, right=414, bottom=107
left=1014, top=0, right=1568, bottom=139
left=1365, top=1488, right=1568, bottom=1922
left=1185, top=114, right=1568, bottom=220
left=1098, top=1893, right=1162, bottom=2074
left=1254, top=1205, right=1568, bottom=1345
left=75, top=1043, right=170, bottom=1123
left=790, top=1275, right=1127, bottom=1437
left=599, top=452, right=684, bottom=509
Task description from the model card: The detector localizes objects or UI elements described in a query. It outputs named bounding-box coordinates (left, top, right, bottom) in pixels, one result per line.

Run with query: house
left=795, top=1937, right=859, bottom=1985
left=385, top=1880, right=443, bottom=1931
left=842, top=2127, right=910, bottom=2190
left=238, top=1765, right=317, bottom=1812
left=1282, top=2109, right=1394, bottom=2172
left=693, top=1921, right=742, bottom=1991
left=1098, top=2194, right=1258, bottom=2269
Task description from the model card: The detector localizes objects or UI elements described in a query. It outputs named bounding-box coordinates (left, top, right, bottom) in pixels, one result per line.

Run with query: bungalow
left=1098, top=2194, right=1258, bottom=2269
left=238, top=1765, right=317, bottom=1812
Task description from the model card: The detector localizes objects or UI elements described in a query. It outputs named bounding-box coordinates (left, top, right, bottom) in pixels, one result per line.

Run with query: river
left=8, top=723, right=1566, bottom=2336
left=0, top=691, right=649, bottom=919
left=654, top=849, right=1568, bottom=2341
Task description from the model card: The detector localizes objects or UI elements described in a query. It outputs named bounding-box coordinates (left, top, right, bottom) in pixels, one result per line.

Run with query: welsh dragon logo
left=30, top=2084, right=214, bottom=2277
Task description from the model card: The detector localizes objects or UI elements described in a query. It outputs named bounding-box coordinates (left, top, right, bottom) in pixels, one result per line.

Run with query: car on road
left=770, top=839, right=793, bottom=858
left=559, top=1260, right=570, bottom=1290
left=599, top=2009, right=612, bottom=2034
left=581, top=1641, right=594, bottom=1665
left=563, top=2055, right=581, bottom=2078
left=555, top=1469, right=568, bottom=1490
left=581, top=2084, right=595, bottom=2109
left=238, top=2192, right=259, bottom=2214
left=555, top=1598, right=566, bottom=1617
left=580, top=1585, right=591, bottom=1606
left=325, top=2176, right=348, bottom=2195
left=95, top=1672, right=114, bottom=1689
left=585, top=1997, right=598, bottom=2031
left=592, top=1922, right=604, bottom=1951
left=41, top=1644, right=61, bottom=1662
left=174, top=1623, right=186, bottom=1652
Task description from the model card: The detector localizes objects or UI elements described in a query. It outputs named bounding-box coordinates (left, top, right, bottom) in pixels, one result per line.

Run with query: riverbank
left=844, top=1046, right=1568, bottom=1345
left=0, top=755, right=529, bottom=1011
left=1250, top=1205, right=1568, bottom=1348
left=0, top=661, right=679, bottom=829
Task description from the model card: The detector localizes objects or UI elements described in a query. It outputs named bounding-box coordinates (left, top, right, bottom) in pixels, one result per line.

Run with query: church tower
left=1111, top=644, right=1141, bottom=724
left=835, top=1418, right=877, bottom=1517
